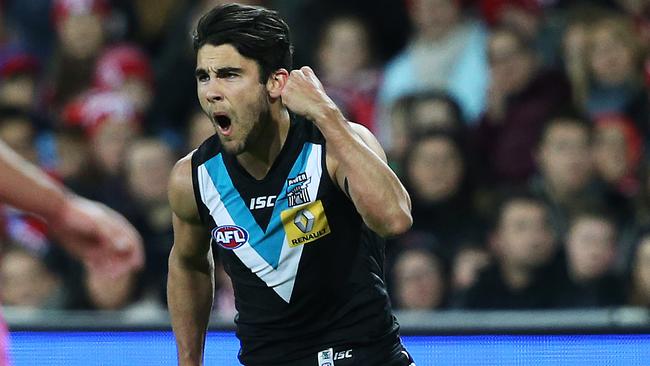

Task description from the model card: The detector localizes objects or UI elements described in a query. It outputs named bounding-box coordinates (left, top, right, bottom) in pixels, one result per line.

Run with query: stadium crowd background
left=0, top=0, right=649, bottom=316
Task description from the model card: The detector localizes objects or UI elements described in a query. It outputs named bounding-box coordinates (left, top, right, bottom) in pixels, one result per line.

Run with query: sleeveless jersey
left=191, top=116, right=399, bottom=365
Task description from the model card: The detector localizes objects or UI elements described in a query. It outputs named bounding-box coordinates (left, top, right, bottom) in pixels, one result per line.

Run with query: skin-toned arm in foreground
left=0, top=140, right=143, bottom=277
left=167, top=153, right=214, bottom=366
left=281, top=66, right=412, bottom=237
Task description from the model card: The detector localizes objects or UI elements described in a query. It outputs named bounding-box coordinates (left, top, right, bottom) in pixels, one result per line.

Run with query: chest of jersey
left=196, top=142, right=329, bottom=303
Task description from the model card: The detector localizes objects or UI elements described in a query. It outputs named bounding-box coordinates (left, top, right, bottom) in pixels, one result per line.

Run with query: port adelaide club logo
left=212, top=225, right=249, bottom=250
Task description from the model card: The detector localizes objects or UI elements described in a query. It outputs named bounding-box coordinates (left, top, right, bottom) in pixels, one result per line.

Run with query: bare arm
left=167, top=153, right=214, bottom=366
left=0, top=138, right=66, bottom=219
left=281, top=66, right=412, bottom=237
left=0, top=140, right=143, bottom=277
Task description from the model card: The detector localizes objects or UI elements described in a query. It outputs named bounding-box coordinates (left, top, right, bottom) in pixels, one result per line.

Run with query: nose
left=205, top=82, right=224, bottom=103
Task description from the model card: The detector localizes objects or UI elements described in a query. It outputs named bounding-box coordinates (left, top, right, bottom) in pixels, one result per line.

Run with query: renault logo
left=294, top=209, right=315, bottom=233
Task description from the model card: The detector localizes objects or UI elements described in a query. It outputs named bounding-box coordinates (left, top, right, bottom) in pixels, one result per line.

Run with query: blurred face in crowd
left=126, top=139, right=175, bottom=204
left=0, top=75, right=36, bottom=110
left=121, top=78, right=153, bottom=113
left=58, top=14, right=105, bottom=59
left=632, top=236, right=650, bottom=303
left=593, top=121, right=631, bottom=184
left=0, top=117, right=36, bottom=163
left=488, top=29, right=536, bottom=96
left=92, top=117, right=139, bottom=175
left=318, top=17, right=370, bottom=85
left=566, top=216, right=616, bottom=282
left=411, top=97, right=459, bottom=133
left=538, top=120, right=593, bottom=196
left=409, top=0, right=459, bottom=39
left=407, top=135, right=463, bottom=202
left=393, top=249, right=445, bottom=310
left=588, top=20, right=637, bottom=86
left=0, top=249, right=61, bottom=308
left=55, top=130, right=90, bottom=180
left=495, top=200, right=555, bottom=269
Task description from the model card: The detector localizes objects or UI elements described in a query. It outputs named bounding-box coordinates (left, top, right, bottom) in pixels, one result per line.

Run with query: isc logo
left=249, top=195, right=277, bottom=210
left=212, top=225, right=249, bottom=250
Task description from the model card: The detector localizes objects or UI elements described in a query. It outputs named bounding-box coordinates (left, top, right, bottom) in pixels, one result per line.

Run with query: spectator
left=0, top=244, right=63, bottom=309
left=316, top=14, right=380, bottom=131
left=44, top=0, right=111, bottom=113
left=572, top=14, right=648, bottom=131
left=592, top=113, right=642, bottom=197
left=60, top=89, right=140, bottom=212
left=627, top=230, right=650, bottom=307
left=93, top=43, right=154, bottom=115
left=122, top=137, right=175, bottom=306
left=531, top=113, right=633, bottom=237
left=479, top=0, right=564, bottom=67
left=554, top=208, right=626, bottom=307
left=473, top=26, right=571, bottom=186
left=454, top=192, right=562, bottom=309
left=388, top=91, right=466, bottom=164
left=391, top=247, right=447, bottom=310
left=402, top=131, right=483, bottom=260
left=376, top=0, right=488, bottom=148
left=0, top=49, right=40, bottom=110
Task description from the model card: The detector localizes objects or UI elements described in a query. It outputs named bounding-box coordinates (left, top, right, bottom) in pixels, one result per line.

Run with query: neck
left=236, top=106, right=291, bottom=180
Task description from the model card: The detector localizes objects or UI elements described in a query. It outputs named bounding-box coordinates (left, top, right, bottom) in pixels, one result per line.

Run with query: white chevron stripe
left=196, top=144, right=323, bottom=303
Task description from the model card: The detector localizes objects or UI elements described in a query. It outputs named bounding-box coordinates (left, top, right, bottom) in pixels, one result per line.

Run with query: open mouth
left=213, top=114, right=232, bottom=135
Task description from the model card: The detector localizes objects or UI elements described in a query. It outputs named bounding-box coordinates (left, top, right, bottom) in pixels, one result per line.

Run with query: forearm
left=315, top=108, right=412, bottom=237
left=168, top=247, right=215, bottom=366
left=0, top=141, right=66, bottom=220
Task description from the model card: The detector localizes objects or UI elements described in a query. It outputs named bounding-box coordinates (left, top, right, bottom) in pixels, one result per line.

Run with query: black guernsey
left=191, top=115, right=400, bottom=365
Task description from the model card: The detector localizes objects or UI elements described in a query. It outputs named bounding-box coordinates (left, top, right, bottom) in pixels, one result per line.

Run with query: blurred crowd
left=0, top=0, right=649, bottom=315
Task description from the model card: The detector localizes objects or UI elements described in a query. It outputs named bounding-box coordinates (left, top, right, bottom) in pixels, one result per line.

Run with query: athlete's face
left=196, top=44, right=270, bottom=155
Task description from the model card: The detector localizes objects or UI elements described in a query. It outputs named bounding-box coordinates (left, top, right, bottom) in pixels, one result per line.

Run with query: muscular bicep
left=168, top=152, right=211, bottom=259
left=171, top=212, right=211, bottom=260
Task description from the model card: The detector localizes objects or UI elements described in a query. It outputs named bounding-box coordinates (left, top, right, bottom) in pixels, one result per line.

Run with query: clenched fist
left=280, top=66, right=341, bottom=124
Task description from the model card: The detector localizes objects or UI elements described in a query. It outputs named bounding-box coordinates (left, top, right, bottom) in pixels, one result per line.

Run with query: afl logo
left=212, top=225, right=249, bottom=250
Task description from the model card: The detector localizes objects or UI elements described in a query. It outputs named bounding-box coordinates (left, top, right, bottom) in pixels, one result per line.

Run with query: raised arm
left=281, top=66, right=412, bottom=237
left=167, top=153, right=214, bottom=366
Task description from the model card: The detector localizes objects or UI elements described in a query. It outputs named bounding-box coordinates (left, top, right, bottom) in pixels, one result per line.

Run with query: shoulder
left=347, top=122, right=387, bottom=162
left=168, top=151, right=201, bottom=224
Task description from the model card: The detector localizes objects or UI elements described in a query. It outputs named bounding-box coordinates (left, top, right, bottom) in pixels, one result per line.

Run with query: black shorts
left=251, top=339, right=416, bottom=366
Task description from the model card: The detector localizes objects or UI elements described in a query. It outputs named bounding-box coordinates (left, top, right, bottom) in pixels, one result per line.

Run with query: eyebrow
left=194, top=67, right=243, bottom=78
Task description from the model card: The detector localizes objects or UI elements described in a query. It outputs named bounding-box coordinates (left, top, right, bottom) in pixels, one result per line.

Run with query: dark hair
left=567, top=205, right=618, bottom=235
left=537, top=110, right=593, bottom=149
left=192, top=3, right=293, bottom=83
left=492, top=189, right=549, bottom=230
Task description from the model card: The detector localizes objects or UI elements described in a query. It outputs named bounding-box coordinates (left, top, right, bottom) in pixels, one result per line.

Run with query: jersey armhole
left=191, top=150, right=211, bottom=225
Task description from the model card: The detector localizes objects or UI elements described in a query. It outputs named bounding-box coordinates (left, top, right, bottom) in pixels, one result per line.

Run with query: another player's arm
left=0, top=140, right=143, bottom=277
left=167, top=153, right=214, bottom=366
left=0, top=139, right=67, bottom=220
left=281, top=66, right=412, bottom=237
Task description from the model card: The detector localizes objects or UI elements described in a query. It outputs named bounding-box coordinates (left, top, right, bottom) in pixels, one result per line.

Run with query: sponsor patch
left=281, top=200, right=330, bottom=247
left=212, top=225, right=249, bottom=250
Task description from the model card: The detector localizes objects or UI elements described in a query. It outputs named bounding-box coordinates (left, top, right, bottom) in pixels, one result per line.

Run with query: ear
left=266, top=69, right=289, bottom=99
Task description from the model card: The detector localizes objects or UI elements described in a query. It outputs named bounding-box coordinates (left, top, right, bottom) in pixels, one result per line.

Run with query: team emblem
left=212, top=225, right=249, bottom=250
left=287, top=172, right=311, bottom=207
